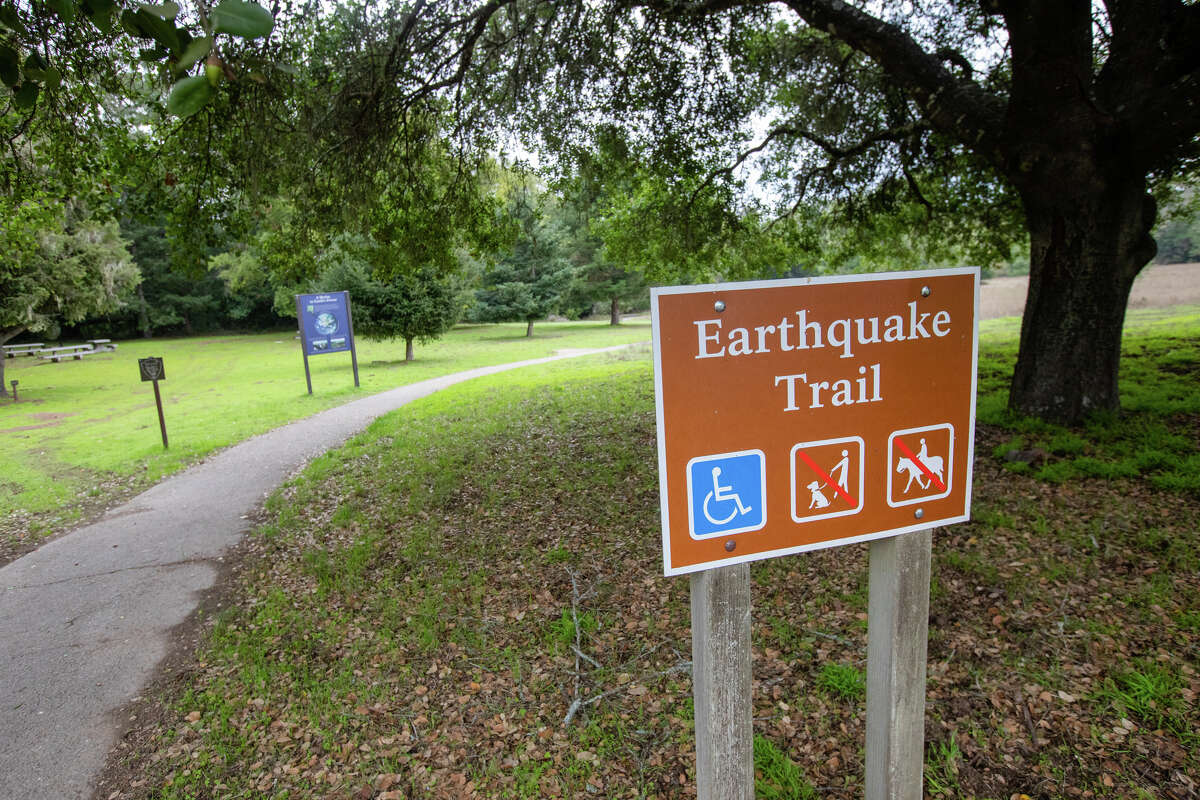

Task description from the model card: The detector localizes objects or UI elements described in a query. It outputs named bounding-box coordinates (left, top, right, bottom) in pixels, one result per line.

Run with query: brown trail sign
left=651, top=267, right=979, bottom=799
left=653, top=268, right=978, bottom=575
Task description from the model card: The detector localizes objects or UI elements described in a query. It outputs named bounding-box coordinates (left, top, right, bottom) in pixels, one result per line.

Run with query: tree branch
left=779, top=0, right=1005, bottom=159
left=1130, top=68, right=1200, bottom=171
left=689, top=119, right=930, bottom=208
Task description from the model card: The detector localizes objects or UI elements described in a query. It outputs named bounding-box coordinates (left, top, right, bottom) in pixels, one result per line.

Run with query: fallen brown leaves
left=97, top=374, right=1198, bottom=799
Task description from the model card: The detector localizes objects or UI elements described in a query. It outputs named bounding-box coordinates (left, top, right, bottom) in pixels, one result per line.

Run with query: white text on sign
left=693, top=303, right=954, bottom=411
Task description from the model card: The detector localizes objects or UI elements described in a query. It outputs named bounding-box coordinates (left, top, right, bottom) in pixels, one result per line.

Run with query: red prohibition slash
left=893, top=437, right=947, bottom=492
left=795, top=449, right=857, bottom=506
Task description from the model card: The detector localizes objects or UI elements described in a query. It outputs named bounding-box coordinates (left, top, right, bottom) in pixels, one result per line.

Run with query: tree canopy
left=306, top=0, right=1199, bottom=424
left=0, top=194, right=139, bottom=394
left=5, top=1, right=1198, bottom=423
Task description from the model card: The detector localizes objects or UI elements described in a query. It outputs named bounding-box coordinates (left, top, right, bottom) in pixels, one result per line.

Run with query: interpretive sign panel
left=297, top=292, right=354, bottom=356
left=653, top=267, right=979, bottom=575
left=294, top=291, right=360, bottom=393
left=138, top=357, right=165, bottom=382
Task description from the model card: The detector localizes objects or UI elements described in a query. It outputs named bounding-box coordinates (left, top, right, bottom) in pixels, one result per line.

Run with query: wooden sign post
left=691, top=564, right=754, bottom=799
left=651, top=268, right=978, bottom=799
left=138, top=356, right=168, bottom=449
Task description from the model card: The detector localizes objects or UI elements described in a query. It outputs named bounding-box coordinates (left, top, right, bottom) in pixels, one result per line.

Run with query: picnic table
left=3, top=343, right=45, bottom=358
left=38, top=344, right=103, bottom=362
left=32, top=339, right=118, bottom=362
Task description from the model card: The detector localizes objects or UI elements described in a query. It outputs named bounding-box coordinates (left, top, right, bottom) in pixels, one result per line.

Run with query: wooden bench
left=3, top=343, right=45, bottom=358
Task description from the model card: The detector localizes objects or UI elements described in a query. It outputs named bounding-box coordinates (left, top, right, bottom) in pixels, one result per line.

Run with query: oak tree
left=334, top=0, right=1199, bottom=424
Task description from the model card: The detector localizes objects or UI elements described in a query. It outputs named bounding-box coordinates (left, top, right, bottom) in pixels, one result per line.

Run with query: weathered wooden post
left=691, top=564, right=754, bottom=799
left=866, top=528, right=933, bottom=800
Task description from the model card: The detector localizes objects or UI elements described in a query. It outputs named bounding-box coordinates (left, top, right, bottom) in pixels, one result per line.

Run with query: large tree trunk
left=526, top=319, right=535, bottom=337
left=405, top=336, right=414, bottom=362
left=610, top=296, right=620, bottom=326
left=1008, top=173, right=1157, bottom=424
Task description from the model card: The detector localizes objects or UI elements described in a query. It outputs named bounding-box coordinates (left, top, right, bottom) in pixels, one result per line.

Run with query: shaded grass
left=979, top=305, right=1200, bottom=495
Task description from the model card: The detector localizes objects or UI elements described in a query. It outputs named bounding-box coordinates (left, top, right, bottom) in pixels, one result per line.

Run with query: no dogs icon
left=790, top=436, right=865, bottom=523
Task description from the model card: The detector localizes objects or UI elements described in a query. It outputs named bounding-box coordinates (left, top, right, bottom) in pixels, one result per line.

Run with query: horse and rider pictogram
left=887, top=424, right=954, bottom=507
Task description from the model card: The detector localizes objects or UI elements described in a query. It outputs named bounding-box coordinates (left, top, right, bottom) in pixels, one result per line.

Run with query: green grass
left=924, top=735, right=963, bottom=797
left=754, top=734, right=817, bottom=799
left=0, top=320, right=650, bottom=539
left=103, top=312, right=1200, bottom=799
left=1094, top=660, right=1193, bottom=742
left=135, top=350, right=678, bottom=798
left=815, top=663, right=865, bottom=701
left=979, top=305, right=1200, bottom=495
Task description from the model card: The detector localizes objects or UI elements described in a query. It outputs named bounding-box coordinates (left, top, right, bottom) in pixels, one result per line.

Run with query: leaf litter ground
left=97, top=353, right=1198, bottom=799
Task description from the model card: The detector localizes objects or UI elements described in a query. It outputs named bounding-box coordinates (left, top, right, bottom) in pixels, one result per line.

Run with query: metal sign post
left=295, top=291, right=359, bottom=394
left=295, top=294, right=314, bottom=395
left=138, top=357, right=168, bottom=449
left=651, top=268, right=979, bottom=800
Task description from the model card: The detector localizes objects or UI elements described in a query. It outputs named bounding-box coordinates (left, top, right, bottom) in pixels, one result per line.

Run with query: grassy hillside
left=98, top=309, right=1198, bottom=799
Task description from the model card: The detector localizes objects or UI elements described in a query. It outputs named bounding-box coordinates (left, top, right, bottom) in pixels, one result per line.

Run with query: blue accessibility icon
left=686, top=450, right=767, bottom=539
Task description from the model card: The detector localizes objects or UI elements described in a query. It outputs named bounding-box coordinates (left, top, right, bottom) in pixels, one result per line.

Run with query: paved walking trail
left=0, top=347, right=637, bottom=800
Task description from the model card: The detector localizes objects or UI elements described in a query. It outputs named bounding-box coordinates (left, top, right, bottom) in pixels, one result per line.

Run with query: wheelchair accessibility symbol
left=686, top=450, right=767, bottom=539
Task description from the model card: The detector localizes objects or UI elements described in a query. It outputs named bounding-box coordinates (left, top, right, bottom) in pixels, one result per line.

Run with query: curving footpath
left=0, top=347, right=639, bottom=800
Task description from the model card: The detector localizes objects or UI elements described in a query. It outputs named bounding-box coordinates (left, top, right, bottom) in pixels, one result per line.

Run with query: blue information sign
left=297, top=292, right=354, bottom=356
left=295, top=291, right=359, bottom=394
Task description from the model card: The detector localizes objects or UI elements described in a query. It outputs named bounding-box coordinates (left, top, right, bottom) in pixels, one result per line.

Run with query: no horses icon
left=887, top=424, right=954, bottom=507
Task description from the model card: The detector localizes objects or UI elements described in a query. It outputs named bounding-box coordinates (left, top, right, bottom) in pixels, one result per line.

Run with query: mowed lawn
left=97, top=309, right=1199, bottom=800
left=0, top=320, right=651, bottom=557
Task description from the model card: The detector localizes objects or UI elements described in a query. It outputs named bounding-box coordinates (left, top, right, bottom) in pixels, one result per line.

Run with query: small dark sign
left=139, top=357, right=165, bottom=382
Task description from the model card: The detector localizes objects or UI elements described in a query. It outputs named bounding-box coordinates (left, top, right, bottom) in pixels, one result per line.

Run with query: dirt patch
left=0, top=422, right=66, bottom=433
left=982, top=261, right=1200, bottom=319
left=0, top=411, right=76, bottom=434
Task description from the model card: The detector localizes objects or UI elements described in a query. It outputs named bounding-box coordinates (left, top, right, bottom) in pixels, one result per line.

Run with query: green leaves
left=81, top=0, right=118, bottom=33
left=22, top=52, right=61, bottom=89
left=161, top=1, right=273, bottom=116
left=175, top=36, right=212, bottom=76
left=166, top=74, right=214, bottom=117
left=211, top=0, right=274, bottom=39
left=45, top=0, right=76, bottom=23
left=12, top=81, right=39, bottom=110
left=0, top=45, right=18, bottom=87
left=0, top=6, right=28, bottom=36
left=141, top=2, right=180, bottom=21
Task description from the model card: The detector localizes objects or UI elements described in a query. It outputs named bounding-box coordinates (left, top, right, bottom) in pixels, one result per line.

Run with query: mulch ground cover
left=96, top=368, right=1198, bottom=799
